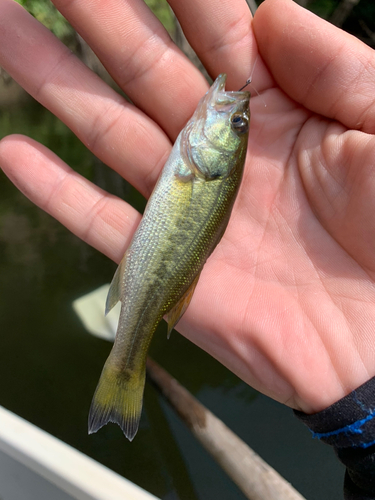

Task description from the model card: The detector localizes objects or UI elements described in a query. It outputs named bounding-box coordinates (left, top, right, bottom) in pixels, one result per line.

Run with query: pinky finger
left=0, top=135, right=140, bottom=263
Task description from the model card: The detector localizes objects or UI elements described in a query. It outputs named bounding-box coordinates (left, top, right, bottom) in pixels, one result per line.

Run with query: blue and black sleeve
left=294, top=377, right=375, bottom=500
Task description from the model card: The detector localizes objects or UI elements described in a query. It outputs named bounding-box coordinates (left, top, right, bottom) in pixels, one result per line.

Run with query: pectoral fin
left=105, top=253, right=127, bottom=315
left=166, top=274, right=200, bottom=339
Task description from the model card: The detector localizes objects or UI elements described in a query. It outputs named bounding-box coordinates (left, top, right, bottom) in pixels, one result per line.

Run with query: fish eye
left=231, top=113, right=248, bottom=134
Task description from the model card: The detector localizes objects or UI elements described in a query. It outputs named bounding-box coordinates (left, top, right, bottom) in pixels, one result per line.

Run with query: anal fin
left=166, top=273, right=200, bottom=339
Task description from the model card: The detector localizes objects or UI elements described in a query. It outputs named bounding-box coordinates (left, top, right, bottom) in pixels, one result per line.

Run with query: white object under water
left=72, top=284, right=119, bottom=341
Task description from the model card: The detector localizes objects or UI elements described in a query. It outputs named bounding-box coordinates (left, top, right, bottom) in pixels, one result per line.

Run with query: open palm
left=1, top=0, right=375, bottom=414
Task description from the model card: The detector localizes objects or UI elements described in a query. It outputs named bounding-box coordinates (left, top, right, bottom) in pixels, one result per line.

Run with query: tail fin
left=88, top=359, right=146, bottom=441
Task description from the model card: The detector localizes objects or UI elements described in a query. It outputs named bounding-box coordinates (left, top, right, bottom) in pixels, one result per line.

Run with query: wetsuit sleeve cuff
left=294, top=376, right=375, bottom=499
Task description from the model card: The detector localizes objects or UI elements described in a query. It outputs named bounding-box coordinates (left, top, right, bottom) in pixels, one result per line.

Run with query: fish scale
left=88, top=74, right=250, bottom=440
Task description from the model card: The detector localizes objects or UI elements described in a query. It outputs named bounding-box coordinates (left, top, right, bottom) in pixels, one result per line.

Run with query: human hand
left=1, top=0, right=375, bottom=415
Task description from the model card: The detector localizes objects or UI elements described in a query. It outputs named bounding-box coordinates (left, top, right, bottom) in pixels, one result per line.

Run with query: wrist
left=295, top=372, right=375, bottom=415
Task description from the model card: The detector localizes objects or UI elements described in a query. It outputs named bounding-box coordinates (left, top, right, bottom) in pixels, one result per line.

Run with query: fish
left=88, top=74, right=250, bottom=441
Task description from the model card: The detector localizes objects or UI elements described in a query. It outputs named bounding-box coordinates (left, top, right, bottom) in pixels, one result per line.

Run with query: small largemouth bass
left=88, top=74, right=250, bottom=440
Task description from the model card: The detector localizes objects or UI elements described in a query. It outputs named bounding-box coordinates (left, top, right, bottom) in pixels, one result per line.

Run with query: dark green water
left=0, top=91, right=345, bottom=500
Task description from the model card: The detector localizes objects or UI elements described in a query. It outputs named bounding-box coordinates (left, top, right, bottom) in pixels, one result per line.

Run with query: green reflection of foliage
left=307, top=0, right=337, bottom=19
left=144, top=0, right=175, bottom=34
left=0, top=99, right=93, bottom=179
left=15, top=0, right=74, bottom=40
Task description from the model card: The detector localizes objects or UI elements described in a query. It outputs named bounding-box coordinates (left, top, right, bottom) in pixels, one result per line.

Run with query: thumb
left=253, top=0, right=375, bottom=133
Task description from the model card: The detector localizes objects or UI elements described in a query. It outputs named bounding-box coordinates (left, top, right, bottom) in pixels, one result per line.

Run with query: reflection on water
left=0, top=89, right=344, bottom=500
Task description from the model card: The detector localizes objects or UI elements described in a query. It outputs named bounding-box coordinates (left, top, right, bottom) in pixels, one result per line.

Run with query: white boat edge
left=0, top=405, right=160, bottom=500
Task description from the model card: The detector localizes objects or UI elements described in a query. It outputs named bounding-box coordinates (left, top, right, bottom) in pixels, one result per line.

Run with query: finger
left=52, top=0, right=208, bottom=138
left=0, top=135, right=139, bottom=263
left=0, top=0, right=171, bottom=197
left=168, top=0, right=263, bottom=91
left=253, top=0, right=375, bottom=133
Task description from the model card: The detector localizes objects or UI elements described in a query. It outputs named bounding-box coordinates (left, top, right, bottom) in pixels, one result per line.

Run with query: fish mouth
left=189, top=74, right=250, bottom=129
left=209, top=74, right=250, bottom=112
left=213, top=73, right=227, bottom=92
left=211, top=74, right=250, bottom=100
